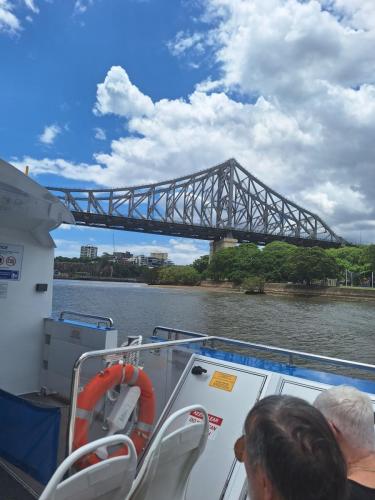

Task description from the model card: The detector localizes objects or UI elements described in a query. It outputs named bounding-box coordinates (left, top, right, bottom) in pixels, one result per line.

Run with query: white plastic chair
left=40, top=435, right=137, bottom=500
left=127, top=404, right=209, bottom=500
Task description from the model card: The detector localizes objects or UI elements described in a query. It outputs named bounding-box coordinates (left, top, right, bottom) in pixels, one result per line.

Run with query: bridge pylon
left=209, top=233, right=238, bottom=257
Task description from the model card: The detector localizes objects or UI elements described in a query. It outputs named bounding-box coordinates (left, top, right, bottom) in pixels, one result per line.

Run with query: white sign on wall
left=0, top=243, right=24, bottom=281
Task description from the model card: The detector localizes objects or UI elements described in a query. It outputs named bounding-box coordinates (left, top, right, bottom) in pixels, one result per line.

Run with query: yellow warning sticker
left=209, top=371, right=237, bottom=392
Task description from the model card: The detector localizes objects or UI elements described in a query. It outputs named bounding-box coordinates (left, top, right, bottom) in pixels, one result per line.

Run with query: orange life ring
left=73, top=364, right=156, bottom=469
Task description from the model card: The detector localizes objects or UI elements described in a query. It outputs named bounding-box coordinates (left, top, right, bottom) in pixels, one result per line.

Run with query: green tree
left=287, top=247, right=339, bottom=284
left=208, top=244, right=262, bottom=281
left=158, top=265, right=200, bottom=285
left=233, top=244, right=262, bottom=276
left=207, top=247, right=237, bottom=281
left=364, top=245, right=375, bottom=272
left=193, top=255, right=210, bottom=274
left=260, top=242, right=297, bottom=282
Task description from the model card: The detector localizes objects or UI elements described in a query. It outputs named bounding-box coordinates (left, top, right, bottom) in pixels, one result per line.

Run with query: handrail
left=67, top=331, right=375, bottom=456
left=59, top=310, right=114, bottom=328
left=152, top=326, right=208, bottom=339
left=152, top=327, right=375, bottom=372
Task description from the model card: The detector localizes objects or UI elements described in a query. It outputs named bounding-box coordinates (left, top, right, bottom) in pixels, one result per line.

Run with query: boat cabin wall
left=0, top=226, right=54, bottom=395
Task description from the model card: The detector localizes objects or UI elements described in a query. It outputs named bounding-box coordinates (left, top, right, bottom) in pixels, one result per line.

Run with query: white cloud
left=0, top=0, right=20, bottom=33
left=24, top=0, right=38, bottom=13
left=94, top=127, right=106, bottom=140
left=199, top=0, right=375, bottom=104
left=321, top=0, right=375, bottom=30
left=167, top=31, right=205, bottom=57
left=0, top=0, right=39, bottom=34
left=94, top=66, right=154, bottom=118
left=12, top=156, right=104, bottom=181
left=39, top=124, right=62, bottom=145
left=74, top=0, right=94, bottom=14
left=300, top=182, right=372, bottom=219
left=93, top=88, right=314, bottom=189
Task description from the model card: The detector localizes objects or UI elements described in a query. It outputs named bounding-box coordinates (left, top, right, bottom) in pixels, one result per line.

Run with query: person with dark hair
left=234, top=395, right=348, bottom=500
left=315, top=386, right=375, bottom=500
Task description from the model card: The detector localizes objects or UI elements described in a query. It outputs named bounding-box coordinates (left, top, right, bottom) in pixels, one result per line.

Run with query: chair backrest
left=39, top=435, right=137, bottom=500
left=127, top=404, right=209, bottom=500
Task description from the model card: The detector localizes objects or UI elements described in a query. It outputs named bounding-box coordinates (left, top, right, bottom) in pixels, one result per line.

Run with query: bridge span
left=47, top=159, right=344, bottom=249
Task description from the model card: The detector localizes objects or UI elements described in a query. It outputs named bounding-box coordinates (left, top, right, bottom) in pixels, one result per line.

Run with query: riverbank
left=264, top=283, right=375, bottom=301
left=198, top=280, right=375, bottom=301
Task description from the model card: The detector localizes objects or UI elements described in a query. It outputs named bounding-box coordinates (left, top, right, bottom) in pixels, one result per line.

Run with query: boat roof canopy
left=0, top=158, right=75, bottom=247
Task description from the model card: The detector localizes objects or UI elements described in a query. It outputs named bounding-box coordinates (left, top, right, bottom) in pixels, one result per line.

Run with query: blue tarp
left=0, top=389, right=60, bottom=484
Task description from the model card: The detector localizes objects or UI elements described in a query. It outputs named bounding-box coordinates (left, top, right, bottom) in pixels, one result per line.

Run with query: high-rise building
left=113, top=251, right=133, bottom=262
left=134, top=255, right=148, bottom=266
left=150, top=252, right=168, bottom=261
left=80, top=245, right=98, bottom=259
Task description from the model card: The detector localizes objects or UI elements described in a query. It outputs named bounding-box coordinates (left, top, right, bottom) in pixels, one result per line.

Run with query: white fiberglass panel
left=277, top=375, right=375, bottom=410
left=155, top=354, right=272, bottom=500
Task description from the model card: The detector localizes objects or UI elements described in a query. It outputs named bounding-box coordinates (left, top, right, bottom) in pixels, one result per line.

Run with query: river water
left=53, top=280, right=375, bottom=365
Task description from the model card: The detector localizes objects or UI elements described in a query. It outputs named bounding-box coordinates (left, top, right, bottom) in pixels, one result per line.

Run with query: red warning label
left=187, top=410, right=223, bottom=440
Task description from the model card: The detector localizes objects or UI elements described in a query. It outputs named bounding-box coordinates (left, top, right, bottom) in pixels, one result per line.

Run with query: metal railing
left=152, top=326, right=208, bottom=339
left=59, top=310, right=114, bottom=328
left=67, top=329, right=375, bottom=456
left=152, top=327, right=375, bottom=372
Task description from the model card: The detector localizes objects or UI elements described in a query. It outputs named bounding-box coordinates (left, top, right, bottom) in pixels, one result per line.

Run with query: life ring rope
left=73, top=363, right=156, bottom=469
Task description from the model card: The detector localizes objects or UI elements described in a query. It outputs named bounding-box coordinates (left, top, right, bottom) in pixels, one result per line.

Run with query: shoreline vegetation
left=55, top=241, right=375, bottom=300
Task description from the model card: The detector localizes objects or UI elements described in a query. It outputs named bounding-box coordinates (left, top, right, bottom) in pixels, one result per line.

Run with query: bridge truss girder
left=48, top=159, right=344, bottom=247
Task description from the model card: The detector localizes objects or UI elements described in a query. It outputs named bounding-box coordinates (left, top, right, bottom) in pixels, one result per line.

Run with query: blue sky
left=2, top=0, right=375, bottom=260
left=1, top=0, right=211, bottom=262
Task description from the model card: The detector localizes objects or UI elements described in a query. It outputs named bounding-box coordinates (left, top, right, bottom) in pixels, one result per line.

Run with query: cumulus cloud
left=93, top=89, right=314, bottom=190
left=20, top=1, right=375, bottom=243
left=323, top=0, right=375, bottom=30
left=94, top=66, right=154, bottom=118
left=39, top=124, right=62, bottom=145
left=0, top=0, right=20, bottom=33
left=12, top=156, right=104, bottom=181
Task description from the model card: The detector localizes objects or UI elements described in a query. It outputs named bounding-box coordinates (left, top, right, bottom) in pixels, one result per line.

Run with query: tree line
left=156, top=242, right=375, bottom=286
left=54, top=256, right=152, bottom=281
left=55, top=243, right=375, bottom=287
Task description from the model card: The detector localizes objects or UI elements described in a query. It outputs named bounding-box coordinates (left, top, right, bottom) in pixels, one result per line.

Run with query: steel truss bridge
left=47, top=159, right=344, bottom=248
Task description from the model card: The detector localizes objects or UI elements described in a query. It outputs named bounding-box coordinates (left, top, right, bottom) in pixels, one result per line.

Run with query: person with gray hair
left=315, top=385, right=375, bottom=500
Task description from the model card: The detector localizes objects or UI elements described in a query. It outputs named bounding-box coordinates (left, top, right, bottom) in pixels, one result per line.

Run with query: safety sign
left=209, top=371, right=237, bottom=392
left=0, top=243, right=24, bottom=281
left=187, top=409, right=223, bottom=440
